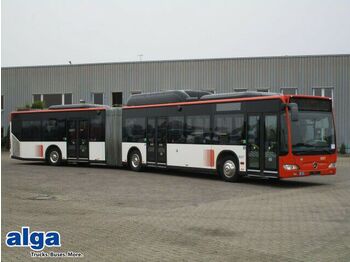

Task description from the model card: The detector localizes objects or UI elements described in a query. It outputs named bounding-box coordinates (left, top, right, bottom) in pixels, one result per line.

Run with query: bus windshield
left=291, top=111, right=335, bottom=155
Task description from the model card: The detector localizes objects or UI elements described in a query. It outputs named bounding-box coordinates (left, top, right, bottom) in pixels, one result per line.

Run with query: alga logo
left=6, top=226, right=61, bottom=251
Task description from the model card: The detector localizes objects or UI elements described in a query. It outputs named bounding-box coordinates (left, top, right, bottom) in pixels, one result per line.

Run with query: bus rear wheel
left=218, top=155, right=240, bottom=182
left=47, top=147, right=62, bottom=166
left=128, top=150, right=142, bottom=172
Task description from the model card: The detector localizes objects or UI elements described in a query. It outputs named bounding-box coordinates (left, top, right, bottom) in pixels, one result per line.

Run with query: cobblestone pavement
left=2, top=153, right=350, bottom=261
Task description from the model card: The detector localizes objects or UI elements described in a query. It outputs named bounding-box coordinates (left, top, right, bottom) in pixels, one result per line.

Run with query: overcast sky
left=2, top=0, right=350, bottom=67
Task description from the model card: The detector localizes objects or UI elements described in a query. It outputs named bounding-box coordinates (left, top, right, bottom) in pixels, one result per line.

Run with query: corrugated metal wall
left=2, top=54, right=350, bottom=148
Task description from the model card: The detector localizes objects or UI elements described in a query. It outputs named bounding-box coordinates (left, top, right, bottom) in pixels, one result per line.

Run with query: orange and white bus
left=10, top=90, right=337, bottom=182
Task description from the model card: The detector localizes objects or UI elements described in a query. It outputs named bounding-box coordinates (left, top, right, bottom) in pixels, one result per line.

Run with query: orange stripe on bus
left=209, top=149, right=215, bottom=167
left=38, top=145, right=44, bottom=158
left=204, top=149, right=215, bottom=167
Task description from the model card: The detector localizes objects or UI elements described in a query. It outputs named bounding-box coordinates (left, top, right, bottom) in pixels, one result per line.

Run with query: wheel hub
left=50, top=151, right=59, bottom=163
left=223, top=160, right=236, bottom=178
left=131, top=154, right=140, bottom=168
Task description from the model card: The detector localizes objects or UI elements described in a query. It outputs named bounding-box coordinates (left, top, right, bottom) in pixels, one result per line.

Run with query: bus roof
left=124, top=91, right=331, bottom=110
left=11, top=104, right=109, bottom=116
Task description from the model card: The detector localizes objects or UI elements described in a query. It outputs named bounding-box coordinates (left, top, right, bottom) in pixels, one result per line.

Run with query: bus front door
left=67, top=120, right=89, bottom=160
left=156, top=117, right=167, bottom=165
left=247, top=114, right=261, bottom=173
left=146, top=117, right=167, bottom=165
left=247, top=114, right=278, bottom=176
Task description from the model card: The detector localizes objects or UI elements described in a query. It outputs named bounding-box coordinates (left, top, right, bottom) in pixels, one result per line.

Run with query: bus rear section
left=10, top=105, right=122, bottom=167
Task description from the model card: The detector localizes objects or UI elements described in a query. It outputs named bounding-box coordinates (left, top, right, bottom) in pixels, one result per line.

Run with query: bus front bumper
left=279, top=154, right=337, bottom=179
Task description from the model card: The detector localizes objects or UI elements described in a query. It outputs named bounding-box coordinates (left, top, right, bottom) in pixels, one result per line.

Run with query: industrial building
left=1, top=54, right=350, bottom=151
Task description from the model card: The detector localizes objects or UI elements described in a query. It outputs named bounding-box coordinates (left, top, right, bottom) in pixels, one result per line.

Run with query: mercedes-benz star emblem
left=313, top=162, right=318, bottom=169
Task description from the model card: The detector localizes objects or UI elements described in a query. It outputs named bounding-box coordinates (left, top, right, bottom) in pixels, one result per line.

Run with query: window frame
left=312, top=87, right=334, bottom=100
left=92, top=92, right=104, bottom=105
left=280, top=87, right=298, bottom=95
left=63, top=93, right=73, bottom=105
left=112, top=92, right=123, bottom=105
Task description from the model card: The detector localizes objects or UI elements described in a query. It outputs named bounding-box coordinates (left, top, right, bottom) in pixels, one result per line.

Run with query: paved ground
left=2, top=152, right=350, bottom=261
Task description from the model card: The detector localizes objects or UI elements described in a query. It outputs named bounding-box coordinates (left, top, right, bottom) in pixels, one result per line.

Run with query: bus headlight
left=283, top=164, right=299, bottom=171
left=328, top=163, right=336, bottom=168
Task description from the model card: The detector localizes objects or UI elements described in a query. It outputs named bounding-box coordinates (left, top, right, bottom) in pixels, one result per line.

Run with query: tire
left=218, top=155, right=240, bottom=182
left=128, top=150, right=143, bottom=172
left=47, top=147, right=62, bottom=166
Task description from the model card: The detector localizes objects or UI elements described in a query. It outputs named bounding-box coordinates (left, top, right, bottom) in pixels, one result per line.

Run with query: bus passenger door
left=156, top=117, right=167, bottom=165
left=263, top=114, right=278, bottom=173
left=146, top=118, right=156, bottom=163
left=67, top=120, right=78, bottom=158
left=247, top=114, right=278, bottom=175
left=78, top=120, right=89, bottom=159
left=67, top=120, right=89, bottom=160
left=247, top=114, right=261, bottom=172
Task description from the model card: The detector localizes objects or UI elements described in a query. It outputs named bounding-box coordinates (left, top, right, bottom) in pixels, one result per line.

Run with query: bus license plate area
left=299, top=171, right=321, bottom=176
left=310, top=171, right=321, bottom=176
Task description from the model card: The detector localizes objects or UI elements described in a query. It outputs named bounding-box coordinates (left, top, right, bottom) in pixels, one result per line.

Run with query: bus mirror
left=288, top=103, right=299, bottom=121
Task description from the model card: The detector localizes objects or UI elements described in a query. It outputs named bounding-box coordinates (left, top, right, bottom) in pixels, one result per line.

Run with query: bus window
left=11, top=117, right=22, bottom=139
left=22, top=120, right=41, bottom=141
left=213, top=114, right=244, bottom=145
left=90, top=116, right=105, bottom=141
left=168, top=116, right=185, bottom=143
left=185, top=115, right=210, bottom=144
left=124, top=118, right=146, bottom=142
left=42, top=119, right=66, bottom=141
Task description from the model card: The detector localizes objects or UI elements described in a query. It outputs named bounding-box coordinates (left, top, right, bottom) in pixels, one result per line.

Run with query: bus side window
left=185, top=115, right=210, bottom=144
left=11, top=117, right=22, bottom=139
left=124, top=117, right=146, bottom=143
left=22, top=120, right=41, bottom=141
left=42, top=119, right=66, bottom=141
left=213, top=114, right=244, bottom=145
left=168, top=116, right=185, bottom=143
left=90, top=116, right=104, bottom=141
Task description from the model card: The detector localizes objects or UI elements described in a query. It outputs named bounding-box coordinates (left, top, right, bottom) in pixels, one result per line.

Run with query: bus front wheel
left=218, top=155, right=240, bottom=182
left=128, top=150, right=143, bottom=172
left=46, top=147, right=62, bottom=166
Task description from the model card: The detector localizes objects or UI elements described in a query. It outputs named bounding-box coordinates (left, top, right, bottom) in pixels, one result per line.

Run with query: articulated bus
left=10, top=105, right=122, bottom=167
left=10, top=90, right=337, bottom=182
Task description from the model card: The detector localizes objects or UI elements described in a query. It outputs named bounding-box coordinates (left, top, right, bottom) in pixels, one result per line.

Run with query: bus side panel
left=16, top=141, right=67, bottom=160
left=89, top=142, right=105, bottom=161
left=122, top=142, right=147, bottom=164
left=167, top=144, right=246, bottom=171
left=10, top=133, right=19, bottom=158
